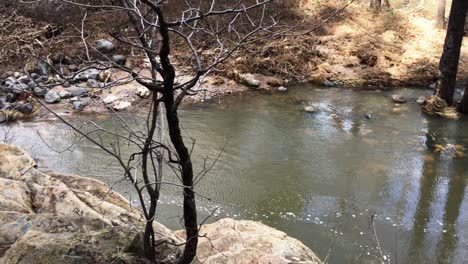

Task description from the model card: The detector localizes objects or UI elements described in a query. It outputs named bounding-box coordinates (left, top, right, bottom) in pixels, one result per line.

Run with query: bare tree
left=437, top=0, right=468, bottom=105
left=19, top=0, right=281, bottom=263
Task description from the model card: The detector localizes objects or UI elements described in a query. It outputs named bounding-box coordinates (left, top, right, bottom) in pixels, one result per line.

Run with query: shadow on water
left=409, top=117, right=468, bottom=264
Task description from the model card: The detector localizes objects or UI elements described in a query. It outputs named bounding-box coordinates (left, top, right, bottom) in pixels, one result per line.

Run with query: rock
left=277, top=86, right=288, bottom=92
left=96, top=39, right=114, bottom=53
left=68, top=64, right=78, bottom=72
left=62, top=81, right=71, bottom=88
left=73, top=69, right=100, bottom=83
left=66, top=87, right=88, bottom=97
left=176, top=218, right=322, bottom=264
left=44, top=90, right=61, bottom=104
left=112, top=55, right=127, bottom=66
left=87, top=79, right=100, bottom=88
left=58, top=90, right=73, bottom=99
left=73, top=100, right=85, bottom=111
left=81, top=97, right=92, bottom=106
left=33, top=86, right=48, bottom=97
left=13, top=72, right=21, bottom=78
left=104, top=95, right=118, bottom=104
left=11, top=83, right=30, bottom=95
left=238, top=73, right=260, bottom=87
left=429, top=83, right=437, bottom=89
left=203, top=95, right=212, bottom=101
left=304, top=106, right=316, bottom=113
left=27, top=81, right=36, bottom=89
left=15, top=103, right=33, bottom=114
left=5, top=93, right=16, bottom=103
left=136, top=86, right=151, bottom=98
left=416, top=96, right=426, bottom=104
left=0, top=112, right=5, bottom=123
left=323, top=79, right=335, bottom=87
left=365, top=113, right=372, bottom=119
left=17, top=76, right=30, bottom=84
left=0, top=144, right=183, bottom=264
left=37, top=60, right=50, bottom=76
left=392, top=95, right=406, bottom=103
left=112, top=101, right=131, bottom=111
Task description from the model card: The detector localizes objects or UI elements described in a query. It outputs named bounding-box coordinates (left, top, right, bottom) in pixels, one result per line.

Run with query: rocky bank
left=0, top=144, right=322, bottom=264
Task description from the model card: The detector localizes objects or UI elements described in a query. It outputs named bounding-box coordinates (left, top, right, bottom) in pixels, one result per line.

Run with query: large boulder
left=176, top=218, right=322, bottom=264
left=0, top=144, right=183, bottom=263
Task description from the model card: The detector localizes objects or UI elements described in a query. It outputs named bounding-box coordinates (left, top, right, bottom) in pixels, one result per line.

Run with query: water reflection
left=409, top=117, right=468, bottom=263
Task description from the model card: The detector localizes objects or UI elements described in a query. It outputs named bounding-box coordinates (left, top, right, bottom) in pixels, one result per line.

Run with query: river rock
left=17, top=76, right=30, bottom=84
left=44, top=90, right=61, bottom=104
left=104, top=95, right=118, bottom=104
left=112, top=55, right=127, bottom=66
left=73, top=100, right=85, bottom=111
left=73, top=69, right=100, bottom=83
left=176, top=218, right=322, bottom=264
left=277, top=86, right=288, bottom=92
left=13, top=72, right=21, bottom=79
left=136, top=86, right=151, bottom=98
left=67, top=87, right=88, bottom=97
left=112, top=101, right=131, bottom=111
left=58, top=90, right=73, bottom=99
left=33, top=86, right=48, bottom=97
left=15, top=103, right=33, bottom=114
left=365, top=113, right=372, bottom=119
left=238, top=73, right=260, bottom=87
left=0, top=111, right=5, bottom=123
left=391, top=95, right=406, bottom=103
left=96, top=39, right=114, bottom=53
left=87, top=79, right=100, bottom=88
left=304, top=106, right=316, bottom=113
left=323, top=79, right=336, bottom=87
left=416, top=96, right=426, bottom=104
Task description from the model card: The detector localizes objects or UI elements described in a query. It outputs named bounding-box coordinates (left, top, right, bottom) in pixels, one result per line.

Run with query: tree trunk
left=438, top=0, right=468, bottom=105
left=436, top=0, right=446, bottom=29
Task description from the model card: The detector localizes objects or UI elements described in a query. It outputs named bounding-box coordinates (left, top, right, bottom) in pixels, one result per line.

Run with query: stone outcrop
left=0, top=144, right=182, bottom=263
left=176, top=218, right=322, bottom=264
left=0, top=144, right=322, bottom=264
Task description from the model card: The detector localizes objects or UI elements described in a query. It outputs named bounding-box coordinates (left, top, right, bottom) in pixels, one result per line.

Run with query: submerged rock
left=391, top=95, right=406, bottom=103
left=304, top=106, right=316, bottom=113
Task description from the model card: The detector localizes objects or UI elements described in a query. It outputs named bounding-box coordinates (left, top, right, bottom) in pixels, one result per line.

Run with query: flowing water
left=2, top=86, right=468, bottom=264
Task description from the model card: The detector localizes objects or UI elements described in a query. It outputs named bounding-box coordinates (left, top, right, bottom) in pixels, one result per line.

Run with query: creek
left=2, top=86, right=468, bottom=263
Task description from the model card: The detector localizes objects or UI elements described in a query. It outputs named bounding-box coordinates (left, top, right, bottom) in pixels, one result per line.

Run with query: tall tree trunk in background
left=438, top=0, right=468, bottom=105
left=370, top=0, right=382, bottom=11
left=436, top=0, right=446, bottom=29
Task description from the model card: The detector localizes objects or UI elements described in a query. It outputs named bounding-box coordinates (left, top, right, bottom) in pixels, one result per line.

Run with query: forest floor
left=1, top=1, right=467, bottom=89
